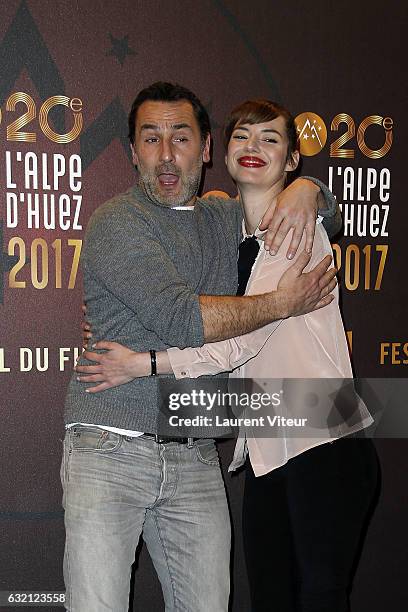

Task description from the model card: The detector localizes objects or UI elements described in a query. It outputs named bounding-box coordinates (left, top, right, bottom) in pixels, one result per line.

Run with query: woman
left=77, top=100, right=378, bottom=612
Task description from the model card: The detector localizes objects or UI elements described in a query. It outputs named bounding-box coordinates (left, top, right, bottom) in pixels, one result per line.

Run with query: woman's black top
left=236, top=235, right=260, bottom=296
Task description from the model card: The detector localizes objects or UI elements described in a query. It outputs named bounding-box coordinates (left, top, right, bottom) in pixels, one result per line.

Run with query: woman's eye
left=263, top=138, right=277, bottom=143
left=233, top=134, right=247, bottom=140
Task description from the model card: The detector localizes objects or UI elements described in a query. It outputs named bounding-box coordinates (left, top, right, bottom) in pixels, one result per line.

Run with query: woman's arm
left=75, top=316, right=282, bottom=392
left=166, top=318, right=282, bottom=378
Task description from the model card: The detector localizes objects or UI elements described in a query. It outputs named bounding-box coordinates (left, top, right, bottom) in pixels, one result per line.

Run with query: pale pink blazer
left=168, top=220, right=373, bottom=476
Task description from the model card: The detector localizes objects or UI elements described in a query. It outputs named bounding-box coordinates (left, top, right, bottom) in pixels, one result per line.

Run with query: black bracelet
left=150, top=350, right=157, bottom=376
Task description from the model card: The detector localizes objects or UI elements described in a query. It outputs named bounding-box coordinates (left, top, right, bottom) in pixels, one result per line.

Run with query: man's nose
left=160, top=138, right=175, bottom=163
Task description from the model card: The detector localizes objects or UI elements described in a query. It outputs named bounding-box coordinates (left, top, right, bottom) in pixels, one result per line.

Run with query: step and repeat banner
left=0, top=1, right=406, bottom=610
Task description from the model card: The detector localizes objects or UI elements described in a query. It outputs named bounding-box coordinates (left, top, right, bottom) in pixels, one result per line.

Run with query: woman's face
left=226, top=115, right=298, bottom=190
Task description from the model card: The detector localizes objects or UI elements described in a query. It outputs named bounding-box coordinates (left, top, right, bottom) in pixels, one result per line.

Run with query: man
left=63, top=82, right=339, bottom=611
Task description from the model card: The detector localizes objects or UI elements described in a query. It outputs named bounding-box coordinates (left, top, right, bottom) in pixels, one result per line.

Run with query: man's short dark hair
left=128, top=82, right=211, bottom=144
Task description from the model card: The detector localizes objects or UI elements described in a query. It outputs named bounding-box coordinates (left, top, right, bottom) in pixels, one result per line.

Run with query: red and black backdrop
left=0, top=1, right=406, bottom=610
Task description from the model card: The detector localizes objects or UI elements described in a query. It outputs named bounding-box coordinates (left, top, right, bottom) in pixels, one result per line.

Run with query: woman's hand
left=259, top=178, right=320, bottom=259
left=75, top=341, right=151, bottom=392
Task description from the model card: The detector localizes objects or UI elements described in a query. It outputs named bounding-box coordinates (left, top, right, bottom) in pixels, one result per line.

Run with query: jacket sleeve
left=168, top=319, right=283, bottom=378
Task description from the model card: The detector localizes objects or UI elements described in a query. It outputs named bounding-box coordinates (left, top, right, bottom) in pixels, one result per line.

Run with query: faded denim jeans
left=61, top=426, right=231, bottom=612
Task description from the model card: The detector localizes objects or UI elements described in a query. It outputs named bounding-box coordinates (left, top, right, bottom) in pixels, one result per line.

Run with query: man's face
left=131, top=100, right=210, bottom=207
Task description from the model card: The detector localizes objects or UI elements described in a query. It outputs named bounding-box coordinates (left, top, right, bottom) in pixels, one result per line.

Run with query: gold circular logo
left=294, top=112, right=327, bottom=156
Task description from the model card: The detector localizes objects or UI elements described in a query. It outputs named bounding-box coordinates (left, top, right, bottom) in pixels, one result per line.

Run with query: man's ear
left=130, top=143, right=138, bottom=167
left=285, top=150, right=300, bottom=173
left=202, top=134, right=211, bottom=163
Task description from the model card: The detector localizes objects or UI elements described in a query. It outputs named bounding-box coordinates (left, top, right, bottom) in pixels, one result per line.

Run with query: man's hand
left=75, top=341, right=150, bottom=392
left=81, top=321, right=92, bottom=349
left=81, top=303, right=92, bottom=349
left=259, top=178, right=320, bottom=259
left=277, top=250, right=337, bottom=316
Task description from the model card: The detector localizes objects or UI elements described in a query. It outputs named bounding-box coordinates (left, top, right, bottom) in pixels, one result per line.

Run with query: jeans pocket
left=195, top=440, right=220, bottom=466
left=60, top=434, right=73, bottom=507
left=60, top=435, right=69, bottom=486
left=70, top=426, right=123, bottom=453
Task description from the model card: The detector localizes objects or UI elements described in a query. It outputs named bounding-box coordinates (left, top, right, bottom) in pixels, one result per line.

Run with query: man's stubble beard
left=138, top=158, right=204, bottom=207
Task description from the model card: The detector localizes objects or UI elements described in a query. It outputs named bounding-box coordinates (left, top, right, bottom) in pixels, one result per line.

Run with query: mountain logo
left=294, top=112, right=327, bottom=156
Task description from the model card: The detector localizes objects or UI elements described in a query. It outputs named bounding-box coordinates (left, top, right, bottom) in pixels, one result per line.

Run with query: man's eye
left=264, top=138, right=278, bottom=143
left=174, top=137, right=188, bottom=142
left=145, top=137, right=159, bottom=143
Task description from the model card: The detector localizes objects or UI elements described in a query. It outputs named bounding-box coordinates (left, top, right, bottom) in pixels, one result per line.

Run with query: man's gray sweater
left=65, top=185, right=242, bottom=435
left=65, top=181, right=339, bottom=435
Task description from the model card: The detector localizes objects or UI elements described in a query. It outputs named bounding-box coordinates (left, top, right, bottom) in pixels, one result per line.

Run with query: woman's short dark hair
left=224, top=99, right=299, bottom=163
left=128, top=82, right=211, bottom=144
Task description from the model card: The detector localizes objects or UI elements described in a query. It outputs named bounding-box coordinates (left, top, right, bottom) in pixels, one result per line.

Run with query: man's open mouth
left=158, top=173, right=180, bottom=186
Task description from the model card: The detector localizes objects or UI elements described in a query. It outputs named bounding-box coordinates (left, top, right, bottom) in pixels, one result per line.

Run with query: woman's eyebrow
left=260, top=128, right=282, bottom=136
left=233, top=126, right=282, bottom=136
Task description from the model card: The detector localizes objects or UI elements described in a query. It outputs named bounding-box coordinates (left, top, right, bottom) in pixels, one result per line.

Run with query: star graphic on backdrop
left=204, top=101, right=221, bottom=130
left=0, top=222, right=19, bottom=305
left=106, top=34, right=136, bottom=66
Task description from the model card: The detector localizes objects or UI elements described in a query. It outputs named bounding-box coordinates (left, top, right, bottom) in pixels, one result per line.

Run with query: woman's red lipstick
left=238, top=156, right=266, bottom=167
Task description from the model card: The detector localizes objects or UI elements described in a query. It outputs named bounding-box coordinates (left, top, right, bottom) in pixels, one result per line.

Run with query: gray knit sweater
left=65, top=185, right=242, bottom=435
left=65, top=180, right=339, bottom=435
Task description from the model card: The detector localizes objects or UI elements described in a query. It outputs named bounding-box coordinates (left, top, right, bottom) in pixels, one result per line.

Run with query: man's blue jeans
left=61, top=426, right=231, bottom=611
